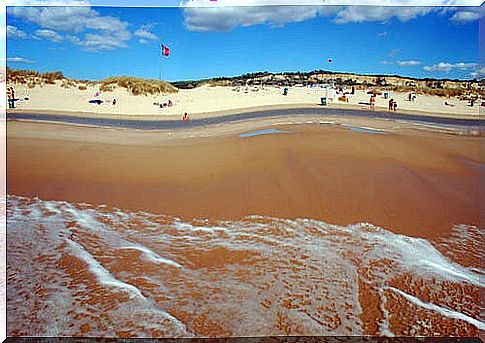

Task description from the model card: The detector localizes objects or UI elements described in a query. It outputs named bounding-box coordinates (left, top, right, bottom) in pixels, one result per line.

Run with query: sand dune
left=8, top=81, right=481, bottom=118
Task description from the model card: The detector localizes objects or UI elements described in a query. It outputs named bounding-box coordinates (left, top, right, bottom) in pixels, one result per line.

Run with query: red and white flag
left=161, top=44, right=170, bottom=57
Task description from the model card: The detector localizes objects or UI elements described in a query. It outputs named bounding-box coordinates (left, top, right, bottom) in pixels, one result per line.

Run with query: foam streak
left=386, top=287, right=485, bottom=330
left=65, top=238, right=145, bottom=299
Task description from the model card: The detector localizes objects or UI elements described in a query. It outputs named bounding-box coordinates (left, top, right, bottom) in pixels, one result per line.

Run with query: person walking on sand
left=369, top=95, right=376, bottom=110
left=388, top=98, right=394, bottom=111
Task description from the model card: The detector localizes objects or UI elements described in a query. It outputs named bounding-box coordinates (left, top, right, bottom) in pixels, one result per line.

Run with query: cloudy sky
left=5, top=2, right=484, bottom=81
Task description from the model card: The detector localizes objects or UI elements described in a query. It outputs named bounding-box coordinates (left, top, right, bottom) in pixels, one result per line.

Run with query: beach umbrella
left=367, top=89, right=382, bottom=95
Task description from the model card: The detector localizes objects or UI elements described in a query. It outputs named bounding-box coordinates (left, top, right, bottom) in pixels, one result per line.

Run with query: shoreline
left=6, top=105, right=484, bottom=134
left=7, top=120, right=482, bottom=240
left=7, top=101, right=483, bottom=121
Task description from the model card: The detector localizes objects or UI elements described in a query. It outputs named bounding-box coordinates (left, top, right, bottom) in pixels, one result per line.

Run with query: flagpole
left=159, top=58, right=162, bottom=81
left=159, top=44, right=162, bottom=81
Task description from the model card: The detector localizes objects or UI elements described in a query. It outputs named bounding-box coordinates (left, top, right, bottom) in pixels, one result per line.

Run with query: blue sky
left=5, top=4, right=484, bottom=81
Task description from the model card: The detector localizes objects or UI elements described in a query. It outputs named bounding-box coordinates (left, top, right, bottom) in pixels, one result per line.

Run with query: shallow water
left=348, top=127, right=387, bottom=135
left=239, top=128, right=291, bottom=138
left=6, top=195, right=484, bottom=337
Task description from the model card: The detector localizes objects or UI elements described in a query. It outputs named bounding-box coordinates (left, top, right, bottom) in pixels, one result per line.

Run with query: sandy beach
left=5, top=69, right=484, bottom=340
left=6, top=2, right=484, bottom=338
left=7, top=82, right=481, bottom=119
left=7, top=105, right=485, bottom=337
left=7, top=119, right=481, bottom=239
left=6, top=117, right=484, bottom=337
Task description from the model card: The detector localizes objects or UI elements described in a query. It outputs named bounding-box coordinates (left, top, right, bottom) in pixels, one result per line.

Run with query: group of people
left=7, top=86, right=16, bottom=109
left=370, top=93, right=397, bottom=112
left=160, top=99, right=173, bottom=108
left=339, top=85, right=355, bottom=95
left=408, top=92, right=417, bottom=102
left=388, top=98, right=398, bottom=111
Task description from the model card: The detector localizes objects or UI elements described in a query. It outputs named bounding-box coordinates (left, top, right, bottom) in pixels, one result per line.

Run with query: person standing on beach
left=7, top=87, right=12, bottom=109
left=12, top=87, right=16, bottom=108
left=393, top=101, right=398, bottom=111
left=388, top=98, right=394, bottom=111
left=7, top=87, right=15, bottom=109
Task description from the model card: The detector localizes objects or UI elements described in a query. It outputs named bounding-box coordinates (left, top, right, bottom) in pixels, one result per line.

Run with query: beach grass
left=7, top=68, right=65, bottom=87
left=390, top=84, right=483, bottom=99
left=100, top=76, right=178, bottom=96
left=7, top=68, right=178, bottom=95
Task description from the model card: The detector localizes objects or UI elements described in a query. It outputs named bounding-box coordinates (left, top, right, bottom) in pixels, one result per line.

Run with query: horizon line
left=6, top=66, right=483, bottom=83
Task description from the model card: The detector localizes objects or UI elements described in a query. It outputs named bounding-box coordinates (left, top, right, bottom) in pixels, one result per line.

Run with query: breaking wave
left=6, top=195, right=483, bottom=337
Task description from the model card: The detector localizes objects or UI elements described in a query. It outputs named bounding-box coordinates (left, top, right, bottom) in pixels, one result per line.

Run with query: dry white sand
left=7, top=81, right=481, bottom=118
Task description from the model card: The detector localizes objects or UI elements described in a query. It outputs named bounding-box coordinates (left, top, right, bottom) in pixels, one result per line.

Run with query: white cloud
left=424, top=62, right=454, bottom=72
left=396, top=60, right=421, bottom=67
left=4, top=56, right=34, bottom=63
left=8, top=6, right=131, bottom=51
left=181, top=2, right=481, bottom=31
left=449, top=6, right=484, bottom=23
left=33, top=28, right=63, bottom=42
left=181, top=3, right=448, bottom=31
left=73, top=33, right=127, bottom=51
left=451, top=10, right=480, bottom=22
left=453, top=62, right=479, bottom=69
left=423, top=62, right=478, bottom=72
left=182, top=4, right=338, bottom=32
left=6, top=25, right=28, bottom=39
left=380, top=60, right=422, bottom=66
left=469, top=67, right=485, bottom=79
left=7, top=0, right=88, bottom=5
left=9, top=7, right=113, bottom=33
left=333, top=6, right=435, bottom=24
left=134, top=28, right=158, bottom=43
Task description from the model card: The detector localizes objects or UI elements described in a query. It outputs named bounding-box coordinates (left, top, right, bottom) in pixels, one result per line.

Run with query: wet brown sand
left=6, top=120, right=481, bottom=240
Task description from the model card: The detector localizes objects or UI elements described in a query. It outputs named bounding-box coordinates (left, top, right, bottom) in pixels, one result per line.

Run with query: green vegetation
left=100, top=76, right=178, bottom=95
left=7, top=68, right=178, bottom=95
left=390, top=85, right=484, bottom=99
left=6, top=67, right=483, bottom=98
left=7, top=68, right=64, bottom=87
